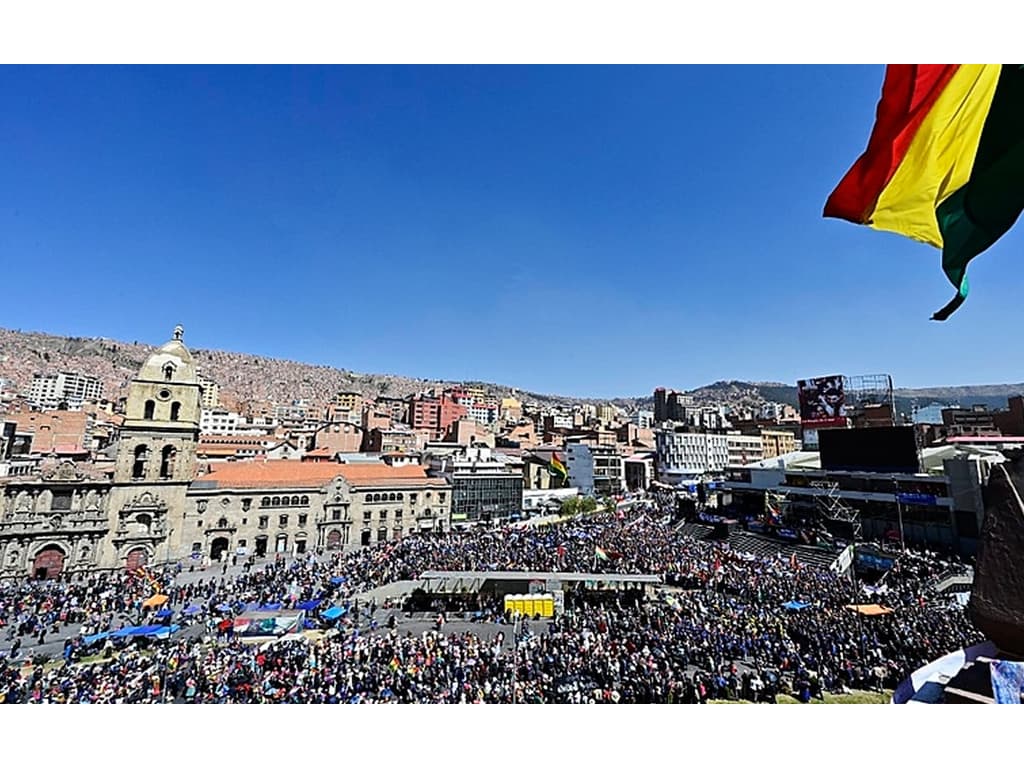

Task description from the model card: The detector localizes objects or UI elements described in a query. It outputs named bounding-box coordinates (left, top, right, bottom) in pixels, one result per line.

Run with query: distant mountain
left=2, top=326, right=1022, bottom=416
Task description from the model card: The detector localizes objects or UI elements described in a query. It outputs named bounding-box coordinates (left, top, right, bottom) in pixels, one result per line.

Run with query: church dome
left=138, top=325, right=197, bottom=384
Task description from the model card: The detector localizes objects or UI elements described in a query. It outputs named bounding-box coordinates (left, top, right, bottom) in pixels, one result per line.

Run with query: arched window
left=365, top=494, right=372, bottom=502
left=159, top=445, right=177, bottom=480
left=218, top=517, right=228, bottom=528
left=262, top=497, right=271, bottom=507
left=281, top=497, right=290, bottom=506
left=272, top=496, right=281, bottom=506
left=388, top=493, right=396, bottom=502
left=170, top=402, right=181, bottom=421
left=291, top=496, right=300, bottom=506
left=372, top=493, right=381, bottom=502
left=132, top=445, right=149, bottom=480
left=163, top=364, right=174, bottom=381
left=397, top=493, right=403, bottom=501
left=143, top=400, right=155, bottom=420
left=300, top=495, right=309, bottom=505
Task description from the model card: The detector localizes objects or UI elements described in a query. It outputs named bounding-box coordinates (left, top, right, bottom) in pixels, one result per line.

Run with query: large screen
left=797, top=375, right=847, bottom=427
left=818, top=426, right=920, bottom=474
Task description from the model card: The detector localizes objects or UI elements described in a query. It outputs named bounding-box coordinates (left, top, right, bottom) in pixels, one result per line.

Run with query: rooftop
left=194, top=459, right=442, bottom=490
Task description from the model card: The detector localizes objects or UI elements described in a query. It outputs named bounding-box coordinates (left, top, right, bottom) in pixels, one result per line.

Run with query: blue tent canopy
left=82, top=632, right=110, bottom=645
left=321, top=606, right=346, bottom=621
left=182, top=605, right=202, bottom=615
left=295, top=599, right=322, bottom=611
left=330, top=576, right=346, bottom=585
left=154, top=608, right=173, bottom=619
left=216, top=603, right=233, bottom=612
left=260, top=602, right=282, bottom=611
left=782, top=600, right=812, bottom=611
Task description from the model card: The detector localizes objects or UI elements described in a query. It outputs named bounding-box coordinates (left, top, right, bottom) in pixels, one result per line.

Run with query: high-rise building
left=28, top=371, right=103, bottom=411
left=197, top=372, right=220, bottom=409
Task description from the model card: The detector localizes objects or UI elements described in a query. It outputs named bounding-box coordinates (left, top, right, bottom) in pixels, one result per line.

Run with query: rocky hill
left=2, top=327, right=1021, bottom=416
left=0, top=327, right=599, bottom=413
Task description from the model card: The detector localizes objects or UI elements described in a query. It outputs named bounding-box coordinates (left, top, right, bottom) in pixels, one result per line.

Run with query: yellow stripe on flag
left=869, top=64, right=1001, bottom=247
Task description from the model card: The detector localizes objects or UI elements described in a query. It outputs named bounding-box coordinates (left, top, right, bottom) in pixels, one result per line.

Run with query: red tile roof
left=196, top=459, right=443, bottom=490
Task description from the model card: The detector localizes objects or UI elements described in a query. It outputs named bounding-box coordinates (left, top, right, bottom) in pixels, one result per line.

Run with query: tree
left=560, top=497, right=581, bottom=517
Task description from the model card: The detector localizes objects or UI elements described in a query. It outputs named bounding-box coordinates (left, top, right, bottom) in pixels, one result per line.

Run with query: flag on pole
left=594, top=546, right=610, bottom=562
left=824, top=64, right=1024, bottom=320
left=548, top=453, right=569, bottom=485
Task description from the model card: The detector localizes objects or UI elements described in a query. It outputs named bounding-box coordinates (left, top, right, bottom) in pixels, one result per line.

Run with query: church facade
left=0, top=327, right=450, bottom=580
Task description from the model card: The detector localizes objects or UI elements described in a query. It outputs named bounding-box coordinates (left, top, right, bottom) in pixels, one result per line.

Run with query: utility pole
left=512, top=612, right=521, bottom=704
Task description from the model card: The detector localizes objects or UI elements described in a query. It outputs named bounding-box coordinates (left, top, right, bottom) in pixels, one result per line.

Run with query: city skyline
left=3, top=66, right=1023, bottom=398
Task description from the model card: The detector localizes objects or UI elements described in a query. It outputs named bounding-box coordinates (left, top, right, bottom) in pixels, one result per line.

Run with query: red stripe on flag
left=824, top=64, right=960, bottom=223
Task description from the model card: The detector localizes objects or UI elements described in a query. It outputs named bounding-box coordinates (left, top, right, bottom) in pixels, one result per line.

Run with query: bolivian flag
left=548, top=453, right=568, bottom=484
left=824, top=64, right=1024, bottom=320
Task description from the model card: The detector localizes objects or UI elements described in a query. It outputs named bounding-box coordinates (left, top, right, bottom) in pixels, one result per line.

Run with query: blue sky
left=2, top=65, right=1021, bottom=398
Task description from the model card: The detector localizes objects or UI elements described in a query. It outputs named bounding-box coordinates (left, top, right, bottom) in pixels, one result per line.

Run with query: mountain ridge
left=1, top=327, right=1021, bottom=414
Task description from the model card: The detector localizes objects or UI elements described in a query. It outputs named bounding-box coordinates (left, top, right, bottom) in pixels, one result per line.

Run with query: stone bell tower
left=102, top=326, right=201, bottom=569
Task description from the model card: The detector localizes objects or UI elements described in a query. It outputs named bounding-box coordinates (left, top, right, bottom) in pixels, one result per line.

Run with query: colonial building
left=186, top=461, right=450, bottom=558
left=0, top=326, right=201, bottom=578
left=0, top=327, right=451, bottom=580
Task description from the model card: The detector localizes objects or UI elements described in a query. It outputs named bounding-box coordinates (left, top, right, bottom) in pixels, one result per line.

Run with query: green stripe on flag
left=934, top=64, right=1024, bottom=320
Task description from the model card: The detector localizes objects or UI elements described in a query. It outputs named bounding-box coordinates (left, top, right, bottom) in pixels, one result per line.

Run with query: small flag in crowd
left=594, top=546, right=610, bottom=562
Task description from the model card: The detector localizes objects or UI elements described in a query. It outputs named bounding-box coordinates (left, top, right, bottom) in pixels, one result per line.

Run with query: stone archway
left=32, top=545, right=66, bottom=580
left=210, top=537, right=230, bottom=562
left=326, top=529, right=342, bottom=550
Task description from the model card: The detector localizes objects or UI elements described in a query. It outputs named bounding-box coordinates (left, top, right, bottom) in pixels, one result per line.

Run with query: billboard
left=797, top=375, right=848, bottom=428
left=818, top=425, right=920, bottom=474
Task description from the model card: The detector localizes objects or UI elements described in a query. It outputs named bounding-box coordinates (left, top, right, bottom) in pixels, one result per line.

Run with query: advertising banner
left=797, top=375, right=847, bottom=428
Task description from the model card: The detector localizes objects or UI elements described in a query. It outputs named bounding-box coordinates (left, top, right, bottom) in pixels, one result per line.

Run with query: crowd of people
left=0, top=493, right=984, bottom=704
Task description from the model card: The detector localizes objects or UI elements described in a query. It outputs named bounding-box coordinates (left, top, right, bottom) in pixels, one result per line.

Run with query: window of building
left=279, top=515, right=288, bottom=526
left=241, top=518, right=247, bottom=525
left=395, top=509, right=402, bottom=519
left=298, top=514, right=307, bottom=526
left=132, top=444, right=149, bottom=480
left=259, top=516, right=268, bottom=529
left=238, top=539, right=247, bottom=549
left=365, top=494, right=372, bottom=502
left=363, top=511, right=372, bottom=522
left=261, top=497, right=270, bottom=507
left=192, top=542, right=202, bottom=553
left=159, top=445, right=177, bottom=480
left=379, top=510, right=388, bottom=520
left=410, top=493, right=417, bottom=503
left=300, top=495, right=309, bottom=505
left=377, top=528, right=387, bottom=542
left=331, top=510, right=342, bottom=521
left=144, top=400, right=155, bottom=420
left=295, top=539, right=307, bottom=554
left=170, top=402, right=181, bottom=421
left=272, top=496, right=281, bottom=506
left=217, top=517, right=228, bottom=528
left=281, top=497, right=290, bottom=506
left=197, top=520, right=203, bottom=527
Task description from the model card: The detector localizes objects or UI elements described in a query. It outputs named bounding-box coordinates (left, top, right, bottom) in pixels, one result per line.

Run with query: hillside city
left=1, top=325, right=1020, bottom=705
